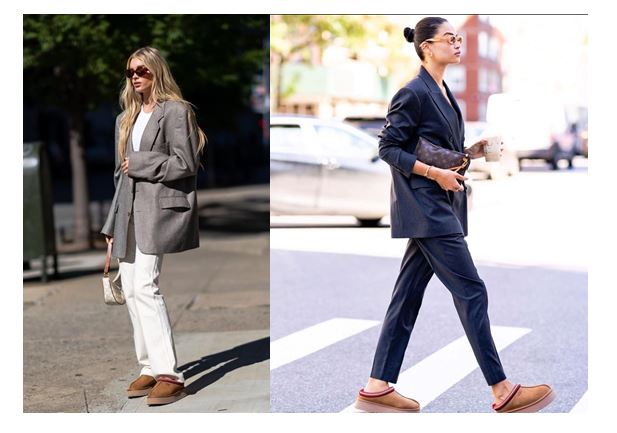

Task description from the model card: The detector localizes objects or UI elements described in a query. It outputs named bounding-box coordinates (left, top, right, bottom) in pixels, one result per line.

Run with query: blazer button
left=448, top=135, right=453, bottom=143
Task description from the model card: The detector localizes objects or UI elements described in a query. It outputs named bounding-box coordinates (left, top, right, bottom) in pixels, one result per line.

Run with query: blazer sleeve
left=378, top=87, right=421, bottom=178
left=100, top=114, right=123, bottom=237
left=127, top=103, right=199, bottom=182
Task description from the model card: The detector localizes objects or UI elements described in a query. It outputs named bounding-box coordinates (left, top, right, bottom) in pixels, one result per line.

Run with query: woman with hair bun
left=100, top=46, right=206, bottom=406
left=354, top=17, right=555, bottom=413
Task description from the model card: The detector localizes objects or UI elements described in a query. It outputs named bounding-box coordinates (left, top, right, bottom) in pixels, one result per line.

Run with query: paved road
left=270, top=160, right=588, bottom=413
left=23, top=185, right=270, bottom=413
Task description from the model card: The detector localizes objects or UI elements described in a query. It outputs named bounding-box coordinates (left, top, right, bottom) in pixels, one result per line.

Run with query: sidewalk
left=23, top=184, right=270, bottom=413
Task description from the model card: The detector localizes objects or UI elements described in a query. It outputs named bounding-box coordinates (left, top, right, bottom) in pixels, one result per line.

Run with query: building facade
left=446, top=15, right=505, bottom=121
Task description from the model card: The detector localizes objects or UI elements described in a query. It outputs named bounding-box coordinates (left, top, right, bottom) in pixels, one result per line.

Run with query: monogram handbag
left=415, top=136, right=470, bottom=175
left=102, top=241, right=125, bottom=305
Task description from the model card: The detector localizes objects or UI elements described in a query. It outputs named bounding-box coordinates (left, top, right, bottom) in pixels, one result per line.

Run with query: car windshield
left=314, top=124, right=376, bottom=159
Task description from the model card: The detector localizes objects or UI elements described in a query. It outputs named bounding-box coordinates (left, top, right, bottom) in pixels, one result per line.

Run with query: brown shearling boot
left=354, top=387, right=421, bottom=413
left=146, top=377, right=187, bottom=406
left=127, top=375, right=157, bottom=398
left=492, top=384, right=555, bottom=413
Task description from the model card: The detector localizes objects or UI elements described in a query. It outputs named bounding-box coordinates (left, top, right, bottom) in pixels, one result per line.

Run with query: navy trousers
left=370, top=234, right=507, bottom=386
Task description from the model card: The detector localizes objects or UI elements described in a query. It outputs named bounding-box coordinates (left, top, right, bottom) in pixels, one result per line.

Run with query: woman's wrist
left=424, top=165, right=433, bottom=179
left=427, top=166, right=442, bottom=181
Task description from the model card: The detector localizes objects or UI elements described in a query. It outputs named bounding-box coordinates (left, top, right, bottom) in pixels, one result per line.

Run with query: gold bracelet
left=424, top=165, right=433, bottom=180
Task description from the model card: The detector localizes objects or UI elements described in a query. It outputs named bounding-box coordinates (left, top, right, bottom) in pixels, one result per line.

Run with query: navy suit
left=370, top=66, right=506, bottom=386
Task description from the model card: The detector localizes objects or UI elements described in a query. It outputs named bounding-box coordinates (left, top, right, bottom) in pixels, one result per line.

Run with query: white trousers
left=119, top=213, right=184, bottom=383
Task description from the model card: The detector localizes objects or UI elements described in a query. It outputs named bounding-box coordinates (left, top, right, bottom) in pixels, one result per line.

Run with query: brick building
left=445, top=15, right=505, bottom=121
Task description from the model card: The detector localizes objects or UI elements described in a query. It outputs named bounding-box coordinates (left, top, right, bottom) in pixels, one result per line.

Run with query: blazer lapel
left=443, top=81, right=464, bottom=152
left=139, top=102, right=164, bottom=152
left=419, top=66, right=459, bottom=148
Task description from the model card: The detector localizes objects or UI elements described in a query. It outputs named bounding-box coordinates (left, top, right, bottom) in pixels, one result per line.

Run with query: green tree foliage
left=23, top=14, right=268, bottom=249
left=24, top=14, right=267, bottom=121
left=270, top=15, right=413, bottom=110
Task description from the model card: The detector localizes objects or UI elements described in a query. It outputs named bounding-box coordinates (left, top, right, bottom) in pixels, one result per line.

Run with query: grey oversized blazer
left=100, top=100, right=200, bottom=259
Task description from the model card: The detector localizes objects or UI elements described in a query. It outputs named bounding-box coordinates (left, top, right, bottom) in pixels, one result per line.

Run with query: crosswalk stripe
left=570, top=391, right=588, bottom=412
left=341, top=325, right=531, bottom=412
left=271, top=318, right=380, bottom=370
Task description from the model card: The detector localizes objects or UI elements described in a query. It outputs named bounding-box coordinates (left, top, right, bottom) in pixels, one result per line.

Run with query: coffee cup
left=484, top=136, right=502, bottom=162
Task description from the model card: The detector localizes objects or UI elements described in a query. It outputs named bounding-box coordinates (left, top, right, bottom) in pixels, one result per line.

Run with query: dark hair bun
left=403, top=27, right=414, bottom=43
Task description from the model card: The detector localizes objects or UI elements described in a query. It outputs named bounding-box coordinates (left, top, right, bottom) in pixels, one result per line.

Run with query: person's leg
left=414, top=234, right=507, bottom=387
left=368, top=238, right=434, bottom=387
left=132, top=241, right=184, bottom=384
left=119, top=214, right=152, bottom=378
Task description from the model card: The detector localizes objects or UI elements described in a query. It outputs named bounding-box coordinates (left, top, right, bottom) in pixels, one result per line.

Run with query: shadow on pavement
left=179, top=337, right=270, bottom=396
left=23, top=267, right=103, bottom=283
left=198, top=194, right=269, bottom=234
left=24, top=185, right=269, bottom=282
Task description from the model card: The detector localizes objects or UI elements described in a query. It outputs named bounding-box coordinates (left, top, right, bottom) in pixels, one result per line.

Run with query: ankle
left=364, top=378, right=390, bottom=392
left=156, top=375, right=184, bottom=385
left=491, top=380, right=513, bottom=399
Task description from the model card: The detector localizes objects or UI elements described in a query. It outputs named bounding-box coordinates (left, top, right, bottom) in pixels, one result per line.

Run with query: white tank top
left=132, top=107, right=153, bottom=152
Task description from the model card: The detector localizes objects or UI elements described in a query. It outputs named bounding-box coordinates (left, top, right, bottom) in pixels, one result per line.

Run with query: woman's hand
left=105, top=236, right=113, bottom=245
left=464, top=139, right=487, bottom=159
left=121, top=157, right=129, bottom=174
left=431, top=167, right=468, bottom=192
left=465, top=139, right=505, bottom=160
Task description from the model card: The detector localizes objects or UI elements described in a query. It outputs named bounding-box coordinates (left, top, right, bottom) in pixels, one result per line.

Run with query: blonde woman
left=100, top=46, right=206, bottom=406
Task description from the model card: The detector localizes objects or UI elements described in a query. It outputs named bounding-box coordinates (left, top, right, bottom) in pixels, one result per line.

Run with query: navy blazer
left=379, top=65, right=468, bottom=238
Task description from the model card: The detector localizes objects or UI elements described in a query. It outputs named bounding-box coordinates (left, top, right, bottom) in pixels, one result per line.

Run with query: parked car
left=271, top=115, right=473, bottom=225
left=343, top=116, right=386, bottom=139
left=486, top=93, right=576, bottom=170
left=580, top=127, right=588, bottom=158
left=271, top=114, right=390, bottom=226
left=570, top=106, right=588, bottom=158
left=465, top=121, right=519, bottom=179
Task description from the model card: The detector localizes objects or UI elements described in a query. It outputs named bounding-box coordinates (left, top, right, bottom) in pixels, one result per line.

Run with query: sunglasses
left=125, top=65, right=151, bottom=79
left=425, top=34, right=464, bottom=45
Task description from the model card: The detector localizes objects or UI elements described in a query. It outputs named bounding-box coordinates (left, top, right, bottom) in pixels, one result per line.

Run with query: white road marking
left=271, top=318, right=380, bottom=370
left=570, top=391, right=588, bottom=413
left=342, top=325, right=531, bottom=412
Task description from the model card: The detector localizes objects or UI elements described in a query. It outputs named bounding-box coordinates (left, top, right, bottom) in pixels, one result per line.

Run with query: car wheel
left=549, top=143, right=560, bottom=170
left=357, top=218, right=382, bottom=227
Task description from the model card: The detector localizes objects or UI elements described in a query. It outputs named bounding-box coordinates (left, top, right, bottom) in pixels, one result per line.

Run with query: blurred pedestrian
left=100, top=46, right=206, bottom=406
left=354, top=17, right=555, bottom=413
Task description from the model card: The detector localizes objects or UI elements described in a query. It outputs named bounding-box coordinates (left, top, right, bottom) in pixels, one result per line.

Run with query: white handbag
left=102, top=241, right=125, bottom=305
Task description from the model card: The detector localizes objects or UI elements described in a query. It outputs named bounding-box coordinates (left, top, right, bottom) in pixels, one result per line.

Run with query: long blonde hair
left=117, top=46, right=207, bottom=163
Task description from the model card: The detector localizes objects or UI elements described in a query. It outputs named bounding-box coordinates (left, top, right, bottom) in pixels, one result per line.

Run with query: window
left=489, top=35, right=500, bottom=61
left=478, top=68, right=489, bottom=93
left=488, top=70, right=501, bottom=93
left=445, top=65, right=466, bottom=93
left=314, top=125, right=376, bottom=160
left=271, top=124, right=305, bottom=154
left=478, top=102, right=487, bottom=121
left=478, top=32, right=489, bottom=58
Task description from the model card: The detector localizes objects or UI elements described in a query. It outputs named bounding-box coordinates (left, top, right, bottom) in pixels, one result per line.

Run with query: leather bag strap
left=103, top=241, right=113, bottom=277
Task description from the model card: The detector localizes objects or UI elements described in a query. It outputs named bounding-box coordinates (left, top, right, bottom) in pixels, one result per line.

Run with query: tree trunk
left=270, top=52, right=282, bottom=113
left=68, top=110, right=92, bottom=250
